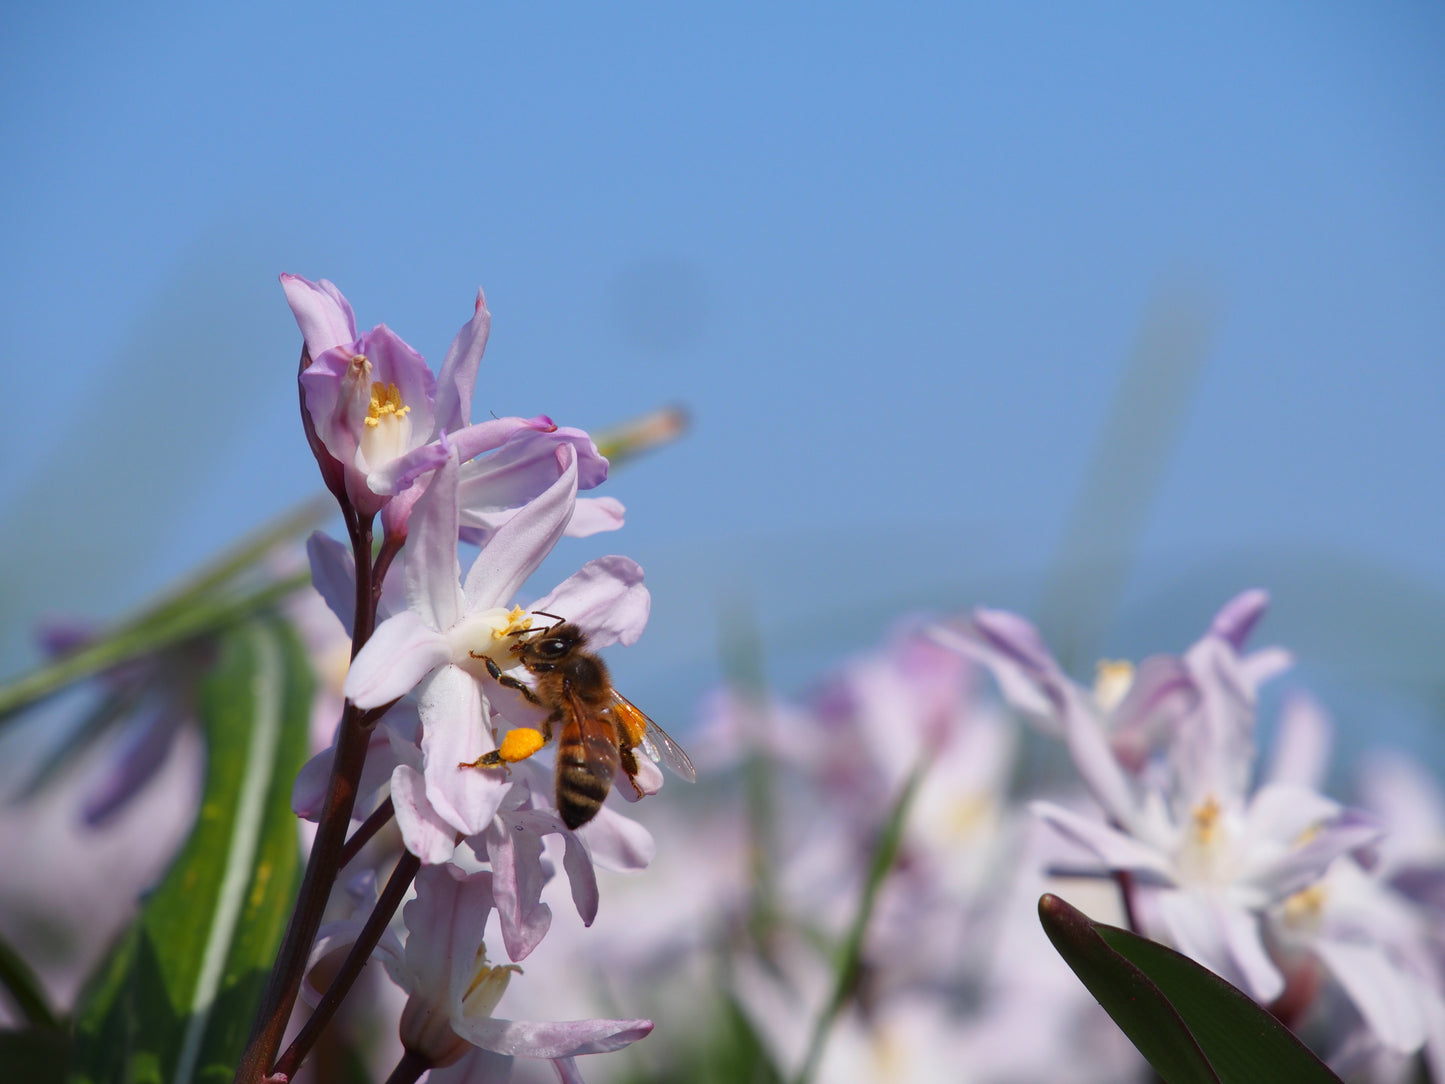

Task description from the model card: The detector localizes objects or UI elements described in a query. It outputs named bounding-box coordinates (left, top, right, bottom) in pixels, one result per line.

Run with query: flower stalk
left=235, top=512, right=383, bottom=1082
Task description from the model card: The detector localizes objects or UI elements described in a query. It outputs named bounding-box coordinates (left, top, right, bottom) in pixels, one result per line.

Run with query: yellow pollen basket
left=366, top=381, right=411, bottom=428
left=496, top=728, right=546, bottom=764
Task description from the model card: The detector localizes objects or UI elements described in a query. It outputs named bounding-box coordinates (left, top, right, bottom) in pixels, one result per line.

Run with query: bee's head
left=515, top=621, right=586, bottom=664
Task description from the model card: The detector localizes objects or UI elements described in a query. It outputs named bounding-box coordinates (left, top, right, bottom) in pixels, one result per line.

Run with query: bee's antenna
left=530, top=610, right=567, bottom=631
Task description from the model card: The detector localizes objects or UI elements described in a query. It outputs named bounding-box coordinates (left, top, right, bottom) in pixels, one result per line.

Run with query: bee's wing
left=609, top=690, right=697, bottom=782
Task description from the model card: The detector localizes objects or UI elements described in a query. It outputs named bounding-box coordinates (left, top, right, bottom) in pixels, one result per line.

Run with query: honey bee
left=461, top=614, right=695, bottom=829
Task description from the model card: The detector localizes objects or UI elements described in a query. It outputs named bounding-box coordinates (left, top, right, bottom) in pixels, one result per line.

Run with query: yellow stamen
left=1093, top=659, right=1135, bottom=713
left=1192, top=795, right=1222, bottom=847
left=493, top=605, right=535, bottom=640
left=462, top=945, right=521, bottom=1018
left=366, top=381, right=410, bottom=428
left=1282, top=884, right=1328, bottom=927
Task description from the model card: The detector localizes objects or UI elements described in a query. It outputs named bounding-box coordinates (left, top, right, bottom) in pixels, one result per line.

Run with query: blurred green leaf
left=0, top=927, right=60, bottom=1030
left=1038, top=893, right=1342, bottom=1084
left=793, top=765, right=923, bottom=1084
left=0, top=1025, right=69, bottom=1082
left=0, top=494, right=327, bottom=725
left=67, top=617, right=312, bottom=1084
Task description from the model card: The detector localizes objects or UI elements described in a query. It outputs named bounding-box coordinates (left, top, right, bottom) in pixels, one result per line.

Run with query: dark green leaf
left=1039, top=893, right=1342, bottom=1084
left=0, top=927, right=60, bottom=1029
left=68, top=617, right=312, bottom=1084
left=0, top=1025, right=69, bottom=1082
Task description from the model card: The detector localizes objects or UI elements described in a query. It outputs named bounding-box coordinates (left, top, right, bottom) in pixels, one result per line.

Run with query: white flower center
left=359, top=379, right=414, bottom=467
left=1175, top=794, right=1239, bottom=884
left=448, top=605, right=537, bottom=681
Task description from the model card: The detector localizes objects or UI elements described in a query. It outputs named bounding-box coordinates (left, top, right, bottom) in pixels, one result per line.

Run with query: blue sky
left=2, top=4, right=1442, bottom=760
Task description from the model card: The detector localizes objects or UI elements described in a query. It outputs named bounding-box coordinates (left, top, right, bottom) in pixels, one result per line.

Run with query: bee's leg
left=459, top=710, right=561, bottom=772
left=617, top=733, right=644, bottom=797
left=469, top=651, right=543, bottom=705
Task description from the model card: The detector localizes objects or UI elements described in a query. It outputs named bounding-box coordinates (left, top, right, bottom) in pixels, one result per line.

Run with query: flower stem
left=273, top=850, right=422, bottom=1079
left=338, top=797, right=395, bottom=870
left=234, top=514, right=381, bottom=1083
left=382, top=1047, right=433, bottom=1084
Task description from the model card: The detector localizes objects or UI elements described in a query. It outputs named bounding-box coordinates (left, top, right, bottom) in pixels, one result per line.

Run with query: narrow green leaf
left=792, top=765, right=924, bottom=1084
left=0, top=572, right=309, bottom=724
left=68, top=617, right=312, bottom=1084
left=1039, top=894, right=1343, bottom=1084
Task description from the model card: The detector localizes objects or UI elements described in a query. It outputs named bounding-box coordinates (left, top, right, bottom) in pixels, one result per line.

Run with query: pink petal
left=1208, top=589, right=1270, bottom=648
left=616, top=757, right=663, bottom=800
left=484, top=811, right=554, bottom=962
left=463, top=445, right=578, bottom=611
left=368, top=440, right=453, bottom=498
left=293, top=727, right=399, bottom=822
left=404, top=447, right=465, bottom=633
left=306, top=530, right=356, bottom=636
left=564, top=497, right=625, bottom=537
left=1157, top=890, right=1283, bottom=1002
left=343, top=610, right=450, bottom=708
left=433, top=288, right=491, bottom=434
left=392, top=764, right=460, bottom=865
left=460, top=1016, right=653, bottom=1059
left=419, top=666, right=506, bottom=836
left=560, top=830, right=600, bottom=925
left=577, top=808, right=655, bottom=872
left=450, top=415, right=559, bottom=464
left=1315, top=938, right=1427, bottom=1054
left=530, top=556, right=650, bottom=648
left=281, top=274, right=357, bottom=357
left=1262, top=692, right=1333, bottom=789
left=1028, top=801, right=1174, bottom=882
left=402, top=864, right=477, bottom=993
left=1061, top=705, right=1141, bottom=833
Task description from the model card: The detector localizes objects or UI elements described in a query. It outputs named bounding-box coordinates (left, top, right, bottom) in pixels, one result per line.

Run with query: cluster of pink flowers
left=243, top=276, right=677, bottom=1083
left=934, top=590, right=1445, bottom=1079
left=575, top=593, right=1445, bottom=1082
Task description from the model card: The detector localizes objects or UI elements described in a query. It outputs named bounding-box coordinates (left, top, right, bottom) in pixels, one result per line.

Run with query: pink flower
left=281, top=274, right=566, bottom=520
left=341, top=444, right=651, bottom=848
left=385, top=865, right=652, bottom=1070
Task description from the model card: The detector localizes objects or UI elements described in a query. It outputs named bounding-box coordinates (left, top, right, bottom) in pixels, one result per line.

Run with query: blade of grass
left=791, top=764, right=923, bottom=1084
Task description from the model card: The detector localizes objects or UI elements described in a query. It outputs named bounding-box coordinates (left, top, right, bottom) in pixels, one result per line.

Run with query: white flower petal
left=463, top=446, right=578, bottom=611
left=344, top=611, right=450, bottom=708
left=1028, top=801, right=1174, bottom=882
left=404, top=447, right=466, bottom=632
left=419, top=666, right=506, bottom=836
left=577, top=807, right=655, bottom=872
left=530, top=556, right=649, bottom=648
left=459, top=1016, right=652, bottom=1059
left=1315, top=938, right=1427, bottom=1055
left=392, top=764, right=460, bottom=865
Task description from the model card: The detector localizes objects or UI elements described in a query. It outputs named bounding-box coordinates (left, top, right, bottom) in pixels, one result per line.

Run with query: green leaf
left=1038, top=893, right=1342, bottom=1084
left=0, top=1025, right=69, bottom=1083
left=68, top=617, right=313, bottom=1084
left=0, top=928, right=60, bottom=1030
left=0, top=493, right=329, bottom=725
